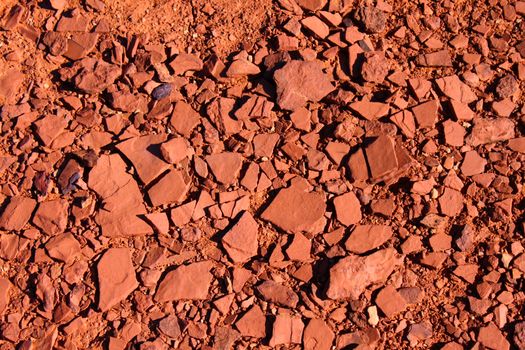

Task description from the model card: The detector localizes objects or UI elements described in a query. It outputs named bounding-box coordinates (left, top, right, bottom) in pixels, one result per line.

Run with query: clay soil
left=0, top=0, right=524, bottom=349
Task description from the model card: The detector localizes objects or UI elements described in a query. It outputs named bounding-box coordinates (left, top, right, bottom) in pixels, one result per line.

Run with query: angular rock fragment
left=361, top=51, right=389, bottom=83
left=273, top=60, right=334, bottom=111
left=364, top=135, right=398, bottom=179
left=269, top=314, right=304, bottom=347
left=478, top=323, right=510, bottom=350
left=375, top=285, right=407, bottom=318
left=155, top=261, right=213, bottom=302
left=33, top=199, right=69, bottom=236
left=97, top=248, right=138, bottom=312
left=235, top=305, right=266, bottom=338
left=460, top=151, right=486, bottom=176
left=0, top=277, right=11, bottom=315
left=148, top=169, right=191, bottom=207
left=333, top=191, right=361, bottom=226
left=345, top=225, right=393, bottom=254
left=206, top=152, right=243, bottom=185
left=303, top=318, right=334, bottom=350
left=435, top=75, right=477, bottom=103
left=0, top=196, right=36, bottom=231
left=45, top=232, right=81, bottom=263
left=416, top=50, right=453, bottom=67
left=222, top=211, right=258, bottom=263
left=495, top=74, right=518, bottom=99
left=73, top=59, right=121, bottom=94
left=257, top=280, right=299, bottom=308
left=467, top=118, right=515, bottom=146
left=326, top=248, right=403, bottom=300
left=355, top=7, right=386, bottom=33
left=261, top=183, right=326, bottom=234
left=349, top=101, right=389, bottom=121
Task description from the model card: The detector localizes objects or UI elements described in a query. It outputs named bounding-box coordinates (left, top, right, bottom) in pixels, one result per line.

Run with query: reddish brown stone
left=33, top=199, right=69, bottom=236
left=0, top=196, right=36, bottom=231
left=333, top=191, right=362, bottom=226
left=206, top=152, right=243, bottom=185
left=221, top=211, right=258, bottom=263
left=155, top=261, right=213, bottom=302
left=345, top=225, right=393, bottom=254
left=303, top=318, right=334, bottom=350
left=257, top=280, right=299, bottom=308
left=269, top=314, right=304, bottom=347
left=147, top=169, right=191, bottom=206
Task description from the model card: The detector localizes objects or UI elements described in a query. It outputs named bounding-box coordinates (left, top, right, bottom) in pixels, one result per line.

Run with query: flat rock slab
left=345, top=225, right=393, bottom=254
left=221, top=211, right=259, bottom=263
left=333, top=191, right=362, bottom=226
left=116, top=134, right=170, bottom=185
left=365, top=135, right=398, bottom=179
left=206, top=152, right=243, bottom=185
left=269, top=314, right=304, bottom=347
left=0, top=196, right=36, bottom=231
left=155, top=261, right=213, bottom=302
left=256, top=280, right=299, bottom=308
left=435, top=75, right=477, bottom=103
left=148, top=169, right=191, bottom=207
left=303, top=318, right=334, bottom=350
left=274, top=60, right=334, bottom=111
left=466, top=118, right=515, bottom=146
left=97, top=247, right=138, bottom=312
left=326, top=248, right=403, bottom=300
left=261, top=184, right=326, bottom=234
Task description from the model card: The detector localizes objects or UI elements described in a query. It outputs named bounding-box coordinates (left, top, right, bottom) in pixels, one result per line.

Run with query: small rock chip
left=412, top=100, right=438, bottom=129
left=97, top=248, right=138, bottom=312
left=333, top=191, right=362, bottom=226
left=364, top=135, right=398, bottom=179
left=443, top=120, right=465, bottom=146
left=375, top=285, right=407, bottom=318
left=0, top=277, right=11, bottom=315
left=513, top=321, right=525, bottom=350
left=303, top=318, right=334, bottom=350
left=478, top=323, right=510, bottom=350
left=222, top=211, right=258, bottom=263
left=0, top=196, right=37, bottom=231
left=355, top=7, right=386, bottom=33
left=32, top=199, right=69, bottom=235
left=466, top=118, right=515, bottom=146
left=345, top=225, right=393, bottom=254
left=225, top=59, right=261, bottom=77
left=160, top=137, right=194, bottom=164
left=155, top=261, right=213, bottom=302
left=416, top=50, right=453, bottom=67
left=147, top=169, right=190, bottom=207
left=435, top=75, right=477, bottom=103
left=158, top=315, right=181, bottom=339
left=269, top=314, right=304, bottom=347
left=438, top=188, right=464, bottom=217
left=274, top=60, right=334, bottom=111
left=495, top=74, right=518, bottom=99
left=151, top=83, right=172, bottom=100
left=235, top=305, right=267, bottom=338
left=295, top=0, right=327, bottom=11
left=261, top=184, right=326, bottom=234
left=116, top=134, right=170, bottom=185
left=460, top=150, right=487, bottom=176
left=349, top=101, right=390, bottom=121
left=361, top=51, right=389, bottom=83
left=326, top=248, right=403, bottom=300
left=45, top=232, right=81, bottom=263
left=206, top=152, right=243, bottom=185
left=257, top=280, right=299, bottom=308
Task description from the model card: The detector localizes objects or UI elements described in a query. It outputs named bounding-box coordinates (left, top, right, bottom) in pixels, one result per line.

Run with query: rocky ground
left=0, top=0, right=524, bottom=349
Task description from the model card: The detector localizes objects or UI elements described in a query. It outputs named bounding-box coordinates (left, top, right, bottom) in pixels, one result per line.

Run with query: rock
left=349, top=101, right=390, bottom=121
left=158, top=315, right=181, bottom=339
left=435, top=75, right=477, bottom=103
left=295, top=0, right=327, bottom=11
left=407, top=322, right=433, bottom=345
left=97, top=248, right=138, bottom=312
left=416, top=50, right=453, bottom=67
left=508, top=137, right=525, bottom=153
left=326, top=248, right=403, bottom=300
left=438, top=188, right=464, bottom=217
left=345, top=225, right=393, bottom=254
left=170, top=101, right=201, bottom=137
left=88, top=154, right=152, bottom=237
left=361, top=51, right=389, bottom=83
left=151, top=83, right=172, bottom=100
left=301, top=16, right=330, bottom=39
left=478, top=323, right=510, bottom=350
left=333, top=191, right=362, bottom=226
left=160, top=137, right=194, bottom=164
left=443, top=120, right=465, bottom=146
left=495, top=74, right=518, bottom=99
left=222, top=211, right=259, bottom=263
left=116, top=134, right=170, bottom=185
left=412, top=100, right=439, bottom=129
left=32, top=199, right=69, bottom=235
left=285, top=233, right=311, bottom=261
left=234, top=305, right=267, bottom=338
left=73, top=59, right=121, bottom=94
left=355, top=7, right=386, bottom=33
left=256, top=280, right=299, bottom=308
left=205, top=152, right=243, bottom=185
left=467, top=118, right=515, bottom=146
left=0, top=196, right=37, bottom=231
left=147, top=169, right=191, bottom=206
left=261, top=183, right=326, bottom=234
left=0, top=277, right=11, bottom=315
left=364, top=135, right=398, bottom=179
left=449, top=99, right=475, bottom=121
left=273, top=60, right=334, bottom=111
left=460, top=150, right=487, bottom=176
left=375, top=285, right=407, bottom=318
left=514, top=321, right=525, bottom=350
left=303, top=318, right=334, bottom=350
left=169, top=53, right=203, bottom=75
left=155, top=261, right=213, bottom=302
left=269, top=314, right=304, bottom=347
left=45, top=232, right=81, bottom=263
left=225, top=59, right=261, bottom=77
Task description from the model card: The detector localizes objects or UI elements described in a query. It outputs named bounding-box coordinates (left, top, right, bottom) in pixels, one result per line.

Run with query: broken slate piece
left=222, top=211, right=259, bottom=263
left=155, top=261, right=213, bottom=302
